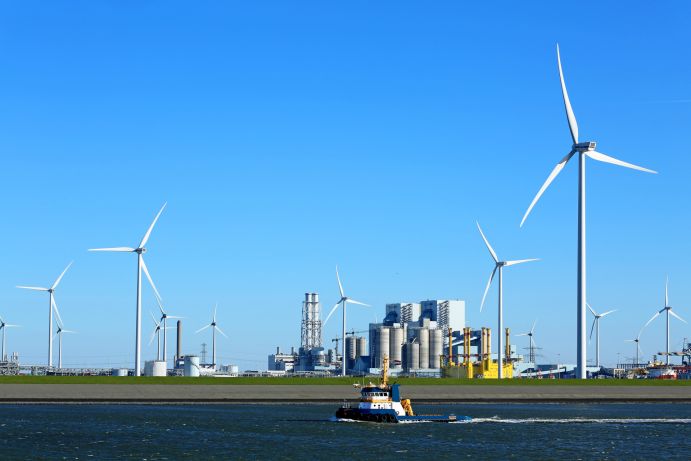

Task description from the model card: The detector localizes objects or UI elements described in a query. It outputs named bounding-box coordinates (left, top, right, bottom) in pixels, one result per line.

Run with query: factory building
left=368, top=299, right=467, bottom=375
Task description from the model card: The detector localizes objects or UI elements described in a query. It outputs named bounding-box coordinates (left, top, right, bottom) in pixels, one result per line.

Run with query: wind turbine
left=0, top=315, right=20, bottom=362
left=89, top=203, right=166, bottom=376
left=624, top=329, right=645, bottom=366
left=587, top=303, right=616, bottom=368
left=519, top=44, right=657, bottom=379
left=477, top=222, right=538, bottom=379
left=149, top=312, right=163, bottom=361
left=516, top=320, right=538, bottom=364
left=324, top=266, right=369, bottom=376
left=644, top=278, right=687, bottom=365
left=195, top=304, right=227, bottom=370
left=54, top=321, right=76, bottom=369
left=17, top=261, right=73, bottom=367
left=156, top=297, right=182, bottom=366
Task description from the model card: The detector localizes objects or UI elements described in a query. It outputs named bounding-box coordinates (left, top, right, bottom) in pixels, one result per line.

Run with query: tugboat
left=335, top=356, right=470, bottom=423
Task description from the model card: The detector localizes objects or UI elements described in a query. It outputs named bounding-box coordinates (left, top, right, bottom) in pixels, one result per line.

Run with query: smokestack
left=176, top=320, right=182, bottom=362
left=276, top=346, right=280, bottom=354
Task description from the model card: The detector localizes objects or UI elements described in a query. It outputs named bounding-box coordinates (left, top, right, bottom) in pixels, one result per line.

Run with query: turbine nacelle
left=574, top=141, right=596, bottom=152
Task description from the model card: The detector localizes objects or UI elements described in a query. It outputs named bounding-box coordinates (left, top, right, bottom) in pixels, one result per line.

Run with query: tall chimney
left=176, top=320, right=182, bottom=363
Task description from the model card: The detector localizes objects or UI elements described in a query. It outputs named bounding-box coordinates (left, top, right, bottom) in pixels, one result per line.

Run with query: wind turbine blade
left=166, top=315, right=184, bottom=319
left=52, top=297, right=64, bottom=328
left=589, top=318, right=596, bottom=340
left=669, top=310, right=687, bottom=324
left=516, top=333, right=529, bottom=337
left=62, top=329, right=77, bottom=334
left=531, top=320, right=537, bottom=334
left=139, top=202, right=167, bottom=248
left=214, top=325, right=228, bottom=338
left=520, top=150, right=576, bottom=227
left=335, top=266, right=345, bottom=298
left=556, top=44, right=579, bottom=144
left=324, top=302, right=342, bottom=326
left=213, top=303, right=218, bottom=323
left=665, top=276, right=669, bottom=307
left=587, top=303, right=597, bottom=317
left=479, top=266, right=497, bottom=313
left=600, top=309, right=617, bottom=318
left=155, top=295, right=166, bottom=316
left=51, top=261, right=73, bottom=290
left=149, top=329, right=157, bottom=346
left=624, top=339, right=636, bottom=342
left=644, top=311, right=661, bottom=329
left=88, top=247, right=136, bottom=252
left=504, top=258, right=539, bottom=267
left=195, top=324, right=211, bottom=334
left=585, top=151, right=657, bottom=174
left=150, top=311, right=160, bottom=326
left=16, top=286, right=49, bottom=291
left=140, top=257, right=162, bottom=302
left=346, top=299, right=370, bottom=307
left=476, top=222, right=498, bottom=263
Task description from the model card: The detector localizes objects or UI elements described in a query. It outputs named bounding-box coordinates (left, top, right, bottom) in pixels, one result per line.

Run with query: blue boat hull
left=335, top=407, right=468, bottom=423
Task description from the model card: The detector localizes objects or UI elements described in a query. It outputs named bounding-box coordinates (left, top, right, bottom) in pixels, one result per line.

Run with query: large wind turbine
left=587, top=303, right=616, bottom=368
left=516, top=321, right=538, bottom=364
left=196, top=304, right=227, bottom=370
left=324, top=266, right=369, bottom=376
left=89, top=203, right=166, bottom=376
left=520, top=45, right=657, bottom=379
left=0, top=315, right=20, bottom=362
left=644, top=278, right=686, bottom=365
left=156, top=297, right=182, bottom=366
left=477, top=222, right=538, bottom=379
left=17, top=261, right=73, bottom=367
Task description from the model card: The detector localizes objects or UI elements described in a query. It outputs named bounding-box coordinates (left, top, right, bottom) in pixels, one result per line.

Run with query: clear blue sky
left=1, top=2, right=689, bottom=370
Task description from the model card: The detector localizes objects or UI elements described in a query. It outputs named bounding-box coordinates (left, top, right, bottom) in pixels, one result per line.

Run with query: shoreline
left=1, top=384, right=690, bottom=404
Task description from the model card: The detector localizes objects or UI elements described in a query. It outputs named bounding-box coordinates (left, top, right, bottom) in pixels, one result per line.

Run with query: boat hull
left=335, top=407, right=467, bottom=423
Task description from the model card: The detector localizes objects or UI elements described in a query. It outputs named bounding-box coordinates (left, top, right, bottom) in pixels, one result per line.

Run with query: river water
left=0, top=403, right=689, bottom=459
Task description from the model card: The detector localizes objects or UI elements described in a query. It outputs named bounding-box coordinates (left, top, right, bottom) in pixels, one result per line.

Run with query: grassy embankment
left=0, top=376, right=690, bottom=385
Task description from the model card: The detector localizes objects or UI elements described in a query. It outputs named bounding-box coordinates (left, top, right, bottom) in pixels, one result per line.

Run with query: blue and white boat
left=335, top=356, right=471, bottom=423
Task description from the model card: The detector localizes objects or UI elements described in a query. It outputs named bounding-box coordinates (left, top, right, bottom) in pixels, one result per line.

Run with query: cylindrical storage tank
left=229, top=365, right=239, bottom=376
left=418, top=328, right=430, bottom=369
left=152, top=360, right=167, bottom=377
left=430, top=329, right=443, bottom=369
left=112, top=368, right=128, bottom=377
left=378, top=327, right=390, bottom=368
left=406, top=342, right=420, bottom=371
left=356, top=337, right=367, bottom=358
left=389, top=327, right=404, bottom=367
left=184, top=355, right=200, bottom=377
left=345, top=336, right=357, bottom=361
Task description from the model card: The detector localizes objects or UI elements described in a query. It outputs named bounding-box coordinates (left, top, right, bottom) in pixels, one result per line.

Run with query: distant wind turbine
left=519, top=45, right=657, bottom=379
left=55, top=321, right=76, bottom=369
left=516, top=320, right=538, bottom=364
left=477, top=222, right=538, bottom=379
left=0, top=315, right=20, bottom=362
left=644, top=278, right=686, bottom=365
left=587, top=303, right=616, bottom=368
left=196, top=304, right=227, bottom=370
left=17, top=261, right=73, bottom=367
left=324, top=267, right=369, bottom=376
left=89, top=203, right=166, bottom=376
left=156, top=297, right=182, bottom=366
left=624, top=328, right=645, bottom=366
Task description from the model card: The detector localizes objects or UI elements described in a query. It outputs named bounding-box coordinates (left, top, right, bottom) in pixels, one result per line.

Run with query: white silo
left=184, top=355, right=200, bottom=377
left=378, top=327, right=390, bottom=368
left=389, top=327, right=404, bottom=367
left=406, top=341, right=420, bottom=371
left=356, top=337, right=367, bottom=358
left=430, top=328, right=443, bottom=369
left=418, top=328, right=430, bottom=369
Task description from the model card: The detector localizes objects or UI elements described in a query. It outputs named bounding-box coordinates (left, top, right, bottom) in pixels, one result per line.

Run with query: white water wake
left=458, top=416, right=691, bottom=424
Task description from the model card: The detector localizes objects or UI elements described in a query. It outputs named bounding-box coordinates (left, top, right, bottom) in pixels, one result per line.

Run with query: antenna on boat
left=381, top=354, right=389, bottom=387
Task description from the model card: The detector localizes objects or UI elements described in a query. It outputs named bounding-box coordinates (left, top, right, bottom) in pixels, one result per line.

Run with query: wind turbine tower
left=477, top=222, right=538, bottom=379
left=588, top=303, right=616, bottom=368
left=0, top=316, right=19, bottom=362
left=17, top=261, right=73, bottom=367
left=324, top=267, right=369, bottom=376
left=520, top=45, right=657, bottom=378
left=89, top=203, right=166, bottom=376
left=644, top=278, right=687, bottom=365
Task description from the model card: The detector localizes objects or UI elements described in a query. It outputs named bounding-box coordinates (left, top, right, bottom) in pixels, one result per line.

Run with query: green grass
left=0, top=375, right=689, bottom=385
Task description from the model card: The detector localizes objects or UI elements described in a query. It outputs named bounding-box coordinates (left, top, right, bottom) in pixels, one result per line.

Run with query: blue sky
left=0, top=2, right=689, bottom=370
